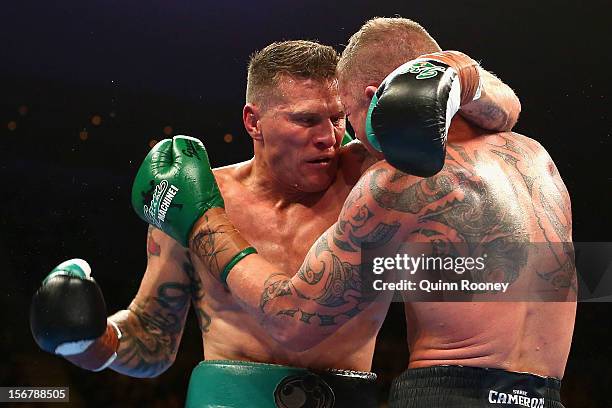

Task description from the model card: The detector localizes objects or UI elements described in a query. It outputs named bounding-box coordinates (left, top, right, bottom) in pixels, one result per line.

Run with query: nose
left=312, top=120, right=337, bottom=150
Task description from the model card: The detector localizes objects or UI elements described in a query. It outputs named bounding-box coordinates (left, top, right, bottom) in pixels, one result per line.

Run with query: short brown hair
left=338, top=17, right=441, bottom=106
left=246, top=40, right=339, bottom=108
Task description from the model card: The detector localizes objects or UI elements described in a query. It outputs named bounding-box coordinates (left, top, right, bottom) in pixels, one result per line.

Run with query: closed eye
left=331, top=115, right=346, bottom=127
left=291, top=114, right=320, bottom=127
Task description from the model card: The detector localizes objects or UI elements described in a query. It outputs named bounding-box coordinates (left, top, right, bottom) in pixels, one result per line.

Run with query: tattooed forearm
left=258, top=214, right=392, bottom=327
left=190, top=219, right=224, bottom=278
left=296, top=239, right=329, bottom=284
left=260, top=274, right=296, bottom=312
left=459, top=69, right=520, bottom=131
left=190, top=209, right=251, bottom=282
left=275, top=307, right=364, bottom=327
left=333, top=182, right=401, bottom=252
left=460, top=99, right=507, bottom=131
left=113, top=282, right=191, bottom=377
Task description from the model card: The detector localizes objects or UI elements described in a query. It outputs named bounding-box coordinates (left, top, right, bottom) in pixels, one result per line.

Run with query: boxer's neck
left=244, top=158, right=326, bottom=208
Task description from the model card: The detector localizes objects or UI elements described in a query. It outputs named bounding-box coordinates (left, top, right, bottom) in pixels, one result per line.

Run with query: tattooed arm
left=460, top=69, right=521, bottom=132
left=191, top=165, right=408, bottom=351
left=107, top=226, right=209, bottom=377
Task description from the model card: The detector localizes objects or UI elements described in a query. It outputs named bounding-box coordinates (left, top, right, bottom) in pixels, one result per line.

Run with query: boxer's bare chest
left=226, top=197, right=342, bottom=272
left=191, top=168, right=377, bottom=367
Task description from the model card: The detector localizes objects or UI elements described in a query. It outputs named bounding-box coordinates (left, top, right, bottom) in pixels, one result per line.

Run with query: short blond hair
left=246, top=40, right=339, bottom=109
left=338, top=17, right=441, bottom=106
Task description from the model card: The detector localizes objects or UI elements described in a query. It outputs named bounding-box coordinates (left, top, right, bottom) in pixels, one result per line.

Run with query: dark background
left=1, top=0, right=610, bottom=406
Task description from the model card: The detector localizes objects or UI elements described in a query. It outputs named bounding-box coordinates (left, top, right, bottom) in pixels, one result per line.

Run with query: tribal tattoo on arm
left=257, top=177, right=400, bottom=329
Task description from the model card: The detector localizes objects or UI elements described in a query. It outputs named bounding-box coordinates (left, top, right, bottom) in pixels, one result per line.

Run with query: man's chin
left=297, top=174, right=336, bottom=193
left=299, top=181, right=332, bottom=193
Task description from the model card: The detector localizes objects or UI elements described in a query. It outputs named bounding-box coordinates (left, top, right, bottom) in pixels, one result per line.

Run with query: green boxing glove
left=341, top=130, right=353, bottom=146
left=131, top=135, right=223, bottom=246
left=131, top=135, right=256, bottom=285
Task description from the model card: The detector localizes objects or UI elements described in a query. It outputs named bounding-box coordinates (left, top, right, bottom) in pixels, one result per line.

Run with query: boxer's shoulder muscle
left=212, top=160, right=251, bottom=190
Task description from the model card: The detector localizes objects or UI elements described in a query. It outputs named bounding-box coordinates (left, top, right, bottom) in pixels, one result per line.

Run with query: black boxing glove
left=30, top=259, right=121, bottom=371
left=365, top=50, right=481, bottom=177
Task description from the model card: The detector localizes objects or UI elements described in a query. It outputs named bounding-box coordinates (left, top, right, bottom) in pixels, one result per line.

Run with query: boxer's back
left=402, top=120, right=576, bottom=378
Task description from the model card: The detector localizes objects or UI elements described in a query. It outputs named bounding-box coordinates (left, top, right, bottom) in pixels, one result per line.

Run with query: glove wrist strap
left=422, top=50, right=481, bottom=105
left=63, top=321, right=121, bottom=372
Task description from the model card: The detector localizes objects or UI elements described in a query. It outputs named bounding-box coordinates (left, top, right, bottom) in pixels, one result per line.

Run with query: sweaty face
left=258, top=77, right=346, bottom=193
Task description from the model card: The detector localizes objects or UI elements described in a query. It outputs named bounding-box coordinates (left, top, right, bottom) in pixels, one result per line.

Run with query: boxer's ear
left=243, top=104, right=262, bottom=141
left=365, top=86, right=377, bottom=102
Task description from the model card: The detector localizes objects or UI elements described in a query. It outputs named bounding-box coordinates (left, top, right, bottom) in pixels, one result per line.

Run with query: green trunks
left=185, top=360, right=378, bottom=408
